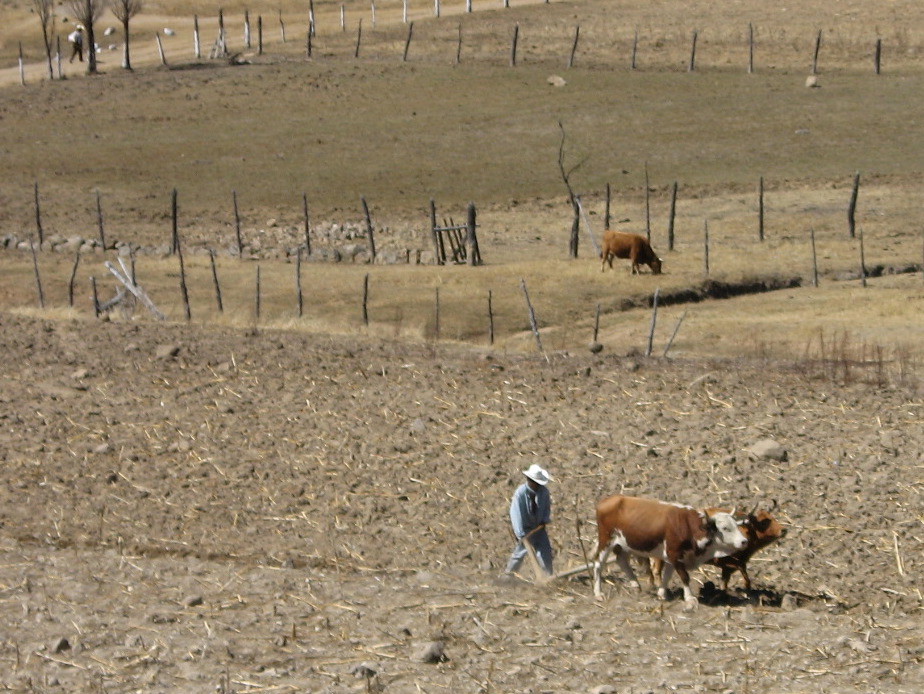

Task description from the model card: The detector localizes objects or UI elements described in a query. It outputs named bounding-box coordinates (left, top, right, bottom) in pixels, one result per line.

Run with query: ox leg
left=673, top=564, right=698, bottom=610
left=615, top=551, right=641, bottom=591
left=658, top=562, right=675, bottom=600
left=593, top=544, right=612, bottom=599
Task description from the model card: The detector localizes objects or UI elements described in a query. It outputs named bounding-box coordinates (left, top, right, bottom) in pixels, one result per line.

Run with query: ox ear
left=769, top=498, right=779, bottom=513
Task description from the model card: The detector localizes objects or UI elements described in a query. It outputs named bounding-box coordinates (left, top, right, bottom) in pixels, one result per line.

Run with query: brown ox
left=600, top=230, right=662, bottom=275
left=593, top=495, right=747, bottom=609
left=651, top=506, right=786, bottom=591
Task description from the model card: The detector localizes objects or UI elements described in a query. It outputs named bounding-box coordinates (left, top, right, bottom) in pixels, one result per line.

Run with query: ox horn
left=749, top=503, right=759, bottom=517
left=769, top=498, right=778, bottom=512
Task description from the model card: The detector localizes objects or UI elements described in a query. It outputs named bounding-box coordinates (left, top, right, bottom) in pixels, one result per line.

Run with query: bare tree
left=66, top=0, right=104, bottom=74
left=32, top=0, right=56, bottom=80
left=557, top=121, right=588, bottom=259
left=108, top=0, right=143, bottom=70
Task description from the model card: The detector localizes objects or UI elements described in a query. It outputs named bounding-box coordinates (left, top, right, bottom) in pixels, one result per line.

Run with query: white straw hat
left=522, top=464, right=552, bottom=486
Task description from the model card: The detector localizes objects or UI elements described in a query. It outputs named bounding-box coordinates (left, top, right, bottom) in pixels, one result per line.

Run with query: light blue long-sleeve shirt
left=509, top=482, right=551, bottom=539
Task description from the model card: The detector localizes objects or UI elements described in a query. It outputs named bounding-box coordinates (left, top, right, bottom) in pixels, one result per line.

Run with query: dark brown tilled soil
left=0, top=313, right=920, bottom=693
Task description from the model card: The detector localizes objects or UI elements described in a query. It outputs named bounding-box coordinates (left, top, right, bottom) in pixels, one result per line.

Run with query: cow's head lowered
left=705, top=509, right=748, bottom=555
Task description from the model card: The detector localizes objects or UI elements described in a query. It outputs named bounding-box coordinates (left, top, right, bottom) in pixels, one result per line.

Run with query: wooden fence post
left=644, top=162, right=651, bottom=241
left=30, top=240, right=44, bottom=308
left=176, top=227, right=191, bottom=321
left=874, top=38, right=882, bottom=75
left=258, top=15, right=263, bottom=55
left=519, top=278, right=547, bottom=361
left=568, top=26, right=580, bottom=68
left=171, top=187, right=179, bottom=255
left=302, top=193, right=312, bottom=254
left=403, top=21, right=414, bottom=61
left=68, top=250, right=81, bottom=307
left=663, top=309, right=687, bottom=358
left=466, top=0, right=472, bottom=12
left=309, top=0, right=316, bottom=36
left=233, top=190, right=243, bottom=256
left=219, top=8, right=226, bottom=52
left=511, top=24, right=519, bottom=67
left=703, top=219, right=710, bottom=276
left=194, top=15, right=201, bottom=58
left=295, top=248, right=303, bottom=317
left=667, top=181, right=678, bottom=251
left=19, top=42, right=25, bottom=86
left=810, top=228, right=819, bottom=287
left=848, top=171, right=860, bottom=239
left=430, top=199, right=444, bottom=264
left=56, top=35, right=62, bottom=79
left=279, top=9, right=286, bottom=43
left=95, top=190, right=106, bottom=250
left=403, top=0, right=408, bottom=23
left=688, top=30, right=698, bottom=72
left=467, top=202, right=481, bottom=265
left=255, top=265, right=261, bottom=320
left=245, top=10, right=251, bottom=48
left=434, top=0, right=440, bottom=18
left=155, top=32, right=167, bottom=65
left=631, top=27, right=638, bottom=70
left=341, top=5, right=346, bottom=32
left=362, top=273, right=369, bottom=325
left=593, top=302, right=601, bottom=342
left=858, top=229, right=867, bottom=288
left=91, top=276, right=100, bottom=317
left=362, top=196, right=376, bottom=262
left=434, top=287, right=440, bottom=340
left=307, top=29, right=312, bottom=58
left=456, top=23, right=463, bottom=64
left=34, top=181, right=43, bottom=246
left=210, top=248, right=224, bottom=312
left=645, top=287, right=660, bottom=357
left=487, top=290, right=495, bottom=345
left=812, top=29, right=822, bottom=74
left=355, top=18, right=362, bottom=57
left=604, top=182, right=611, bottom=231
left=758, top=176, right=765, bottom=242
left=748, top=22, right=754, bottom=73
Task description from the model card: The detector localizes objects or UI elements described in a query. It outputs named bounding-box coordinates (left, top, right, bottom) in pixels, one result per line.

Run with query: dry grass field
left=0, top=1, right=923, bottom=692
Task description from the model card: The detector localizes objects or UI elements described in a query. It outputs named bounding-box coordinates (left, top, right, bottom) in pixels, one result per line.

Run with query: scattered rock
left=92, top=442, right=113, bottom=455
left=748, top=438, right=787, bottom=462
left=414, top=640, right=447, bottom=664
left=805, top=75, right=820, bottom=88
left=50, top=637, right=70, bottom=654
left=780, top=593, right=799, bottom=610
left=350, top=662, right=378, bottom=679
left=154, top=344, right=181, bottom=360
left=547, top=74, right=567, bottom=87
left=183, top=595, right=204, bottom=608
left=589, top=342, right=603, bottom=354
left=590, top=686, right=617, bottom=694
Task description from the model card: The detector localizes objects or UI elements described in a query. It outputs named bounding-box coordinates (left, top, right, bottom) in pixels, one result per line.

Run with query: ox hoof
left=593, top=592, right=605, bottom=602
left=683, top=599, right=699, bottom=613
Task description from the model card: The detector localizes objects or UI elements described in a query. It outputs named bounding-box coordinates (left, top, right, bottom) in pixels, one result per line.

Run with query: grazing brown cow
left=593, top=495, right=747, bottom=610
left=600, top=230, right=662, bottom=275
left=650, top=506, right=787, bottom=591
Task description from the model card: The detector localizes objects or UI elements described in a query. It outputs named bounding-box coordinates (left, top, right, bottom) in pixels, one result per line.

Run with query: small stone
left=183, top=595, right=204, bottom=608
left=414, top=640, right=447, bottom=664
left=93, top=442, right=113, bottom=455
left=805, top=75, right=820, bottom=88
left=589, top=342, right=603, bottom=354
left=154, top=344, right=181, bottom=360
left=50, top=637, right=70, bottom=653
left=547, top=75, right=567, bottom=87
left=780, top=593, right=798, bottom=610
left=748, top=439, right=787, bottom=462
left=350, top=662, right=378, bottom=679
left=590, top=686, right=616, bottom=694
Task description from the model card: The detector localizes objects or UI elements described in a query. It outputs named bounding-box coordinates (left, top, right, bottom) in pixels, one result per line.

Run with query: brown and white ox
left=649, top=506, right=787, bottom=591
left=600, top=230, right=663, bottom=275
left=593, top=495, right=747, bottom=609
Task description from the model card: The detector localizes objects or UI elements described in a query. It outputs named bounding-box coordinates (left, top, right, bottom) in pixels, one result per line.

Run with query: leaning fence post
left=592, top=302, right=601, bottom=342
left=568, top=25, right=580, bottom=68
left=519, top=278, right=548, bottom=361
left=170, top=188, right=179, bottom=255
left=361, top=196, right=376, bottom=262
left=244, top=10, right=251, bottom=48
left=18, top=42, right=25, bottom=86
left=645, top=287, right=660, bottom=357
left=703, top=220, right=710, bottom=276
left=68, top=250, right=81, bottom=307
left=210, top=248, right=224, bottom=312
left=644, top=162, right=651, bottom=241
left=309, top=0, right=316, bottom=36
left=302, top=193, right=312, bottom=254
left=434, top=287, right=440, bottom=340
left=663, top=309, right=687, bottom=358
left=467, top=202, right=481, bottom=265
left=812, top=29, right=822, bottom=74
left=155, top=32, right=167, bottom=65
left=456, top=22, right=463, bottom=64
left=95, top=190, right=106, bottom=250
left=874, top=38, right=882, bottom=75
left=354, top=18, right=362, bottom=57
left=279, top=9, right=286, bottom=42
left=30, top=239, right=44, bottom=308
left=176, top=227, right=191, bottom=321
left=631, top=26, right=639, bottom=69
left=91, top=276, right=100, bottom=317
left=254, top=264, right=262, bottom=320
left=858, top=228, right=867, bottom=288
left=403, top=21, right=414, bottom=62
left=847, top=171, right=860, bottom=239
left=748, top=22, right=754, bottom=73
left=194, top=15, right=201, bottom=58
left=688, top=30, right=698, bottom=71
left=430, top=199, right=444, bottom=265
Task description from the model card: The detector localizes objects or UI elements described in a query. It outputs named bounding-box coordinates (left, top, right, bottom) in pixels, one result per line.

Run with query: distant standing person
left=504, top=464, right=554, bottom=577
left=68, top=25, right=84, bottom=63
